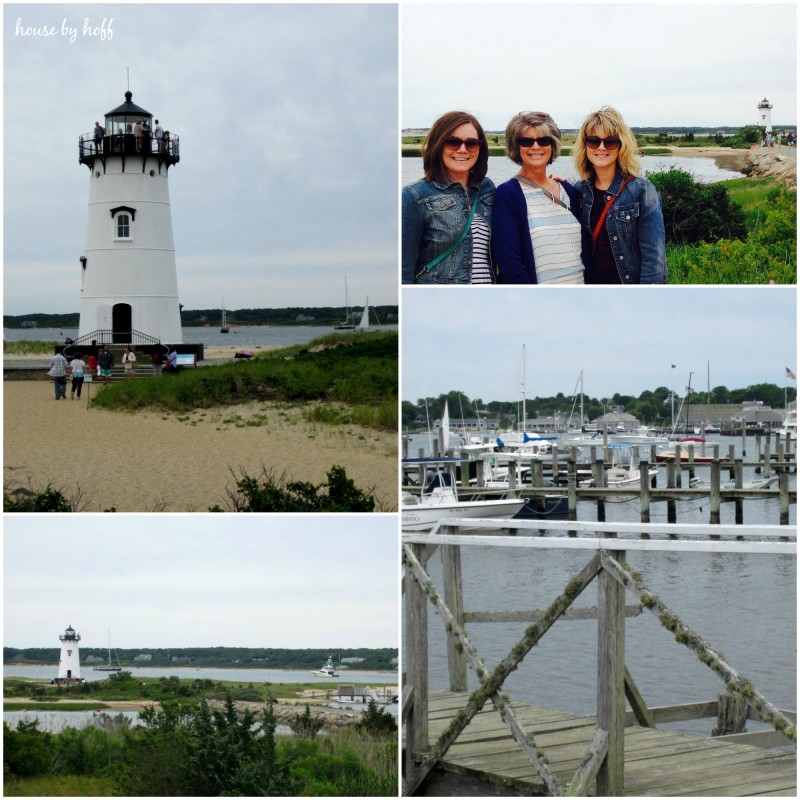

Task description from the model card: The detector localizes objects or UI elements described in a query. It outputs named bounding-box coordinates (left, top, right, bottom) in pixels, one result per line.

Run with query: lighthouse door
left=112, top=303, right=132, bottom=343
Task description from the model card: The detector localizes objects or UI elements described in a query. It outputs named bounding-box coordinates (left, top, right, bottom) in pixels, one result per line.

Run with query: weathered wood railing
left=402, top=519, right=796, bottom=796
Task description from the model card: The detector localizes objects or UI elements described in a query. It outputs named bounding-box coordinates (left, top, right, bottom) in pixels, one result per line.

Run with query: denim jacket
left=402, top=177, right=495, bottom=284
left=573, top=172, right=667, bottom=284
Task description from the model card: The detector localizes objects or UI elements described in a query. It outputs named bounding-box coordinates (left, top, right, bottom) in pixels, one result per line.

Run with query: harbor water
left=417, top=543, right=795, bottom=739
left=402, top=154, right=743, bottom=188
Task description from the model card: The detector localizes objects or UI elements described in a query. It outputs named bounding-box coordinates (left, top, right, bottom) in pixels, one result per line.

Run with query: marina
left=403, top=428, right=797, bottom=527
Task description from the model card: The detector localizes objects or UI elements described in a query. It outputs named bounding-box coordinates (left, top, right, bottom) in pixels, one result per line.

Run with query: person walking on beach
left=98, top=344, right=114, bottom=386
left=69, top=353, right=86, bottom=400
left=122, top=347, right=136, bottom=379
left=48, top=351, right=69, bottom=400
left=571, top=106, right=666, bottom=284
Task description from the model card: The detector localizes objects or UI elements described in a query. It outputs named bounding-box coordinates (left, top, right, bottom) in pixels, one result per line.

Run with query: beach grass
left=89, top=332, right=398, bottom=432
left=3, top=340, right=58, bottom=356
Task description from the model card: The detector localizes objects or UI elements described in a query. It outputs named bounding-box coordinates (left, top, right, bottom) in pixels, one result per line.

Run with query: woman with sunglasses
left=492, top=111, right=585, bottom=284
left=402, top=111, right=495, bottom=284
left=572, top=107, right=666, bottom=284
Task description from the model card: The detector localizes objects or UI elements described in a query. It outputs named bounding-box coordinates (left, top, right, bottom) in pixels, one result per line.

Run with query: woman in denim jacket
left=402, top=111, right=495, bottom=284
left=572, top=107, right=666, bottom=284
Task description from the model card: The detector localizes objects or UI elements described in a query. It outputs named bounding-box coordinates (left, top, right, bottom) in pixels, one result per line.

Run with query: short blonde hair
left=505, top=111, right=562, bottom=166
left=573, top=106, right=640, bottom=181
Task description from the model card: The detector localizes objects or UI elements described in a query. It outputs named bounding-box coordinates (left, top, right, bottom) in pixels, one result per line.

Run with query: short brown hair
left=505, top=111, right=562, bottom=165
left=422, top=111, right=489, bottom=185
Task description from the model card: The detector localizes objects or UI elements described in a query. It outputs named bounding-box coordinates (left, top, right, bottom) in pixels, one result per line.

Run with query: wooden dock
left=425, top=690, right=796, bottom=796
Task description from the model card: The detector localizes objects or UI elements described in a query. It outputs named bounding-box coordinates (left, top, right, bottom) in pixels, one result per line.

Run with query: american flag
left=787, top=367, right=797, bottom=380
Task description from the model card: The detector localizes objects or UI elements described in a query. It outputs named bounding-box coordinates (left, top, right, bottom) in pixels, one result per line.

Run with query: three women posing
left=402, top=106, right=666, bottom=285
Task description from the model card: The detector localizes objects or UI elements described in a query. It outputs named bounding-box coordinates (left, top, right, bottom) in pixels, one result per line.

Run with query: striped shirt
left=469, top=213, right=494, bottom=284
left=519, top=181, right=584, bottom=284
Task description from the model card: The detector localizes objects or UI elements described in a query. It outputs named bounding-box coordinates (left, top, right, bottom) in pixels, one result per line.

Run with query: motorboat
left=689, top=476, right=776, bottom=492
left=312, top=656, right=339, bottom=678
left=402, top=457, right=525, bottom=532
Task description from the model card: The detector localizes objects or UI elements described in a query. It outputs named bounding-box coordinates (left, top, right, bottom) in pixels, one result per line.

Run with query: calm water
left=402, top=154, right=743, bottom=188
left=4, top=664, right=396, bottom=684
left=4, top=325, right=397, bottom=348
left=418, top=545, right=795, bottom=737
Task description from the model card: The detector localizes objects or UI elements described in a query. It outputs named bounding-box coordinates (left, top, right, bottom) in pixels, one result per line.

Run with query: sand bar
left=4, top=381, right=397, bottom=512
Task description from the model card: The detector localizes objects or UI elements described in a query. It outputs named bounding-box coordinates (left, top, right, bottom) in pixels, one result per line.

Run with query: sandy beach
left=664, top=145, right=746, bottom=171
left=4, top=380, right=397, bottom=512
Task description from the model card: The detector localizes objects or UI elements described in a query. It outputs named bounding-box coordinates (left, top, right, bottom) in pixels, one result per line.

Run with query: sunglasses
left=444, top=136, right=482, bottom=152
left=585, top=136, right=621, bottom=151
left=518, top=136, right=553, bottom=148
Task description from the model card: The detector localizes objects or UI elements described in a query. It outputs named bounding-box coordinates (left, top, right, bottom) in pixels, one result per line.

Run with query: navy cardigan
left=491, top=177, right=587, bottom=284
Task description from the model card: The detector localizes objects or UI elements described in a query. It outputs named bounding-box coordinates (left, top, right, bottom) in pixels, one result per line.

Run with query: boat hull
left=401, top=498, right=525, bottom=531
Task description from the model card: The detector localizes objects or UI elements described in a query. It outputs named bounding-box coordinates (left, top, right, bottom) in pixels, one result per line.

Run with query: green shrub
left=213, top=465, right=376, bottom=512
left=648, top=167, right=747, bottom=245
left=666, top=184, right=796, bottom=284
left=289, top=705, right=325, bottom=740
left=4, top=721, right=51, bottom=777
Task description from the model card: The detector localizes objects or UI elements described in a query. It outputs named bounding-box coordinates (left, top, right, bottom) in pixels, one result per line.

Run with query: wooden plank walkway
left=422, top=691, right=796, bottom=797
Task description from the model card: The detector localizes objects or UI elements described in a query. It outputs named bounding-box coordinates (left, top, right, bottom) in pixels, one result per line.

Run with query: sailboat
left=334, top=278, right=355, bottom=330
left=220, top=299, right=230, bottom=334
left=93, top=629, right=122, bottom=672
left=355, top=297, right=371, bottom=331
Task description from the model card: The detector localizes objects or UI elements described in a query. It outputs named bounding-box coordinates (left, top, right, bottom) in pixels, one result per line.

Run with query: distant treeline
left=3, top=306, right=399, bottom=330
left=4, top=646, right=397, bottom=671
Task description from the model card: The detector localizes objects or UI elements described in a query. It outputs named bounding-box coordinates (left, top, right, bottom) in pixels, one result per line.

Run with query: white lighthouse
left=57, top=624, right=82, bottom=681
left=757, top=97, right=773, bottom=133
left=77, top=90, right=183, bottom=346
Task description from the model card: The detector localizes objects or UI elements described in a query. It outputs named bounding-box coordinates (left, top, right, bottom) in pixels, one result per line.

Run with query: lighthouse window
left=116, top=214, right=131, bottom=239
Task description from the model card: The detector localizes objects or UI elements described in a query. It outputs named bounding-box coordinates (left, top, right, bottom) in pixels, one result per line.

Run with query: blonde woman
left=572, top=107, right=666, bottom=284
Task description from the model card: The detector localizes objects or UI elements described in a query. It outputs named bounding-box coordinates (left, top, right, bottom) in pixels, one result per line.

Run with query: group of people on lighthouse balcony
left=92, top=117, right=170, bottom=155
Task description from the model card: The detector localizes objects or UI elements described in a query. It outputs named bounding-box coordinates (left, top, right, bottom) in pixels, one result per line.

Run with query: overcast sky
left=4, top=3, right=398, bottom=315
left=402, top=287, right=797, bottom=404
left=402, top=2, right=797, bottom=131
left=4, top=516, right=398, bottom=650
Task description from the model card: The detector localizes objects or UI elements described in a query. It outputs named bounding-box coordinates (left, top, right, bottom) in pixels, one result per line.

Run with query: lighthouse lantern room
left=57, top=624, right=82, bottom=681
left=76, top=90, right=184, bottom=349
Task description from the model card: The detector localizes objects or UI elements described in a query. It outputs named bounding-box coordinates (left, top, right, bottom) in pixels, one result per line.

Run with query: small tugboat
left=312, top=655, right=339, bottom=678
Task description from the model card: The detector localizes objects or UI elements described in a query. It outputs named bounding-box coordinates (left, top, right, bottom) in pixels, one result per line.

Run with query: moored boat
left=312, top=656, right=339, bottom=678
left=402, top=457, right=525, bottom=531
